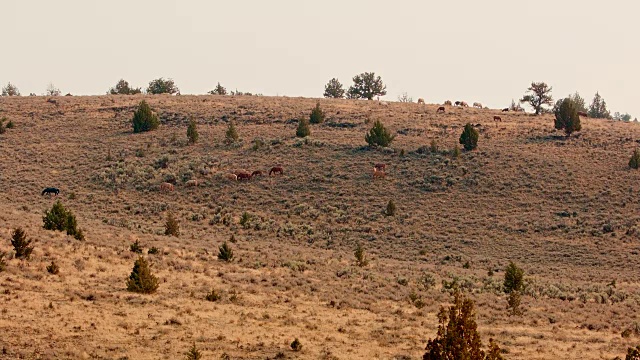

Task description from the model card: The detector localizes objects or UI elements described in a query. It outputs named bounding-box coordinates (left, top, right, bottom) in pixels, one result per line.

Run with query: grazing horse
left=493, top=116, right=502, bottom=122
left=374, top=163, right=386, bottom=171
left=269, top=166, right=284, bottom=176
left=42, top=187, right=60, bottom=196
left=372, top=167, right=386, bottom=179
left=578, top=111, right=588, bottom=117
left=444, top=100, right=452, bottom=106
left=160, top=182, right=174, bottom=192
left=251, top=170, right=264, bottom=177
left=502, top=108, right=509, bottom=112
left=454, top=101, right=461, bottom=106
left=225, top=173, right=238, bottom=181
left=460, top=101, right=469, bottom=107
left=186, top=179, right=199, bottom=187
left=436, top=106, right=446, bottom=113
left=237, top=172, right=252, bottom=181
left=417, top=98, right=425, bottom=104
left=233, top=169, right=249, bottom=176
left=473, top=102, right=482, bottom=108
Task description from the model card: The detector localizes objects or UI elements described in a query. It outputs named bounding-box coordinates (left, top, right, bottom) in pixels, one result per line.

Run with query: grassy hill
left=0, top=94, right=639, bottom=359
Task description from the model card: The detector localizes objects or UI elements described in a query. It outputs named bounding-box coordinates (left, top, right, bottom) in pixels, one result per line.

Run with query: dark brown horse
left=436, top=106, right=446, bottom=113
left=374, top=163, right=386, bottom=171
left=578, top=111, right=588, bottom=117
left=251, top=170, right=264, bottom=177
left=493, top=116, right=502, bottom=122
left=237, top=172, right=252, bottom=181
left=502, top=108, right=509, bottom=112
left=269, top=166, right=284, bottom=176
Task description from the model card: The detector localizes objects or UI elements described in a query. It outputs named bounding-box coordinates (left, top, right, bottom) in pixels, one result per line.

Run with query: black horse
left=42, top=187, right=60, bottom=196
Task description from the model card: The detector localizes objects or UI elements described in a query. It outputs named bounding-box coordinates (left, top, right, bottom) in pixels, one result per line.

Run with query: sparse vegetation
left=397, top=92, right=413, bottom=103
left=504, top=261, right=524, bottom=294
left=205, top=289, right=221, bottom=302
left=132, top=100, right=159, bottom=133
left=43, top=201, right=83, bottom=240
left=164, top=212, right=180, bottom=237
left=385, top=200, right=396, bottom=216
left=0, top=251, right=6, bottom=272
left=130, top=240, right=143, bottom=254
left=365, top=120, right=395, bottom=147
left=459, top=123, right=479, bottom=151
left=126, top=256, right=159, bottom=294
left=45, top=82, right=61, bottom=96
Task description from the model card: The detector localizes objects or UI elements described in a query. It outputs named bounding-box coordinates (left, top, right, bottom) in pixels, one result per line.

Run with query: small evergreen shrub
left=11, top=227, right=33, bottom=260
left=218, top=241, right=234, bottom=262
left=290, top=338, right=303, bottom=352
left=354, top=242, right=368, bottom=267
left=309, top=102, right=325, bottom=124
left=365, top=120, right=395, bottom=147
left=507, top=289, right=523, bottom=316
left=239, top=212, right=252, bottom=229
left=165, top=212, right=180, bottom=237
left=430, top=139, right=438, bottom=153
left=459, top=123, right=479, bottom=151
left=296, top=117, right=311, bottom=138
left=185, top=343, right=202, bottom=360
left=630, top=149, right=640, bottom=169
left=132, top=100, right=159, bottom=133
left=205, top=289, right=221, bottom=302
left=225, top=122, right=239, bottom=144
left=452, top=145, right=461, bottom=158
left=130, top=240, right=143, bottom=254
left=126, top=256, right=159, bottom=294
left=47, top=261, right=60, bottom=275
left=504, top=261, right=524, bottom=294
left=208, top=82, right=227, bottom=95
left=187, top=118, right=198, bottom=144
left=385, top=200, right=396, bottom=216
left=5, top=120, right=14, bottom=129
left=554, top=97, right=581, bottom=136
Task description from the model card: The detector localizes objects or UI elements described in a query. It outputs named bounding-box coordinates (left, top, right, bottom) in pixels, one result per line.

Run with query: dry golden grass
left=1, top=94, right=640, bottom=359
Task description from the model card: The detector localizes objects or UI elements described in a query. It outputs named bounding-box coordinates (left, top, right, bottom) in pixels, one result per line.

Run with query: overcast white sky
left=3, top=1, right=638, bottom=116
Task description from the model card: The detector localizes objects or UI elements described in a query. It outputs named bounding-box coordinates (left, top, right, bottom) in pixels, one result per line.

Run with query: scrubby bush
left=164, top=212, right=180, bottom=237
left=208, top=82, right=227, bottom=95
left=187, top=118, right=198, bottom=144
left=47, top=261, right=60, bottom=275
left=354, top=242, right=368, bottom=267
left=5, top=120, right=13, bottom=129
left=296, top=117, right=311, bottom=138
left=588, top=92, right=611, bottom=119
left=424, top=290, right=503, bottom=360
left=290, top=338, right=303, bottom=352
left=146, top=78, right=179, bottom=95
left=108, top=79, right=141, bottom=95
left=132, top=100, right=159, bottom=133
left=185, top=343, right=202, bottom=360
left=148, top=247, right=159, bottom=255
left=126, top=256, right=159, bottom=294
left=459, top=123, right=479, bottom=151
left=385, top=200, right=397, bottom=216
left=205, top=289, right=221, bottom=302
left=0, top=118, right=6, bottom=134
left=130, top=240, right=143, bottom=254
left=365, top=120, right=395, bottom=147
left=324, top=78, right=345, bottom=98
left=309, top=102, right=325, bottom=124
left=43, top=201, right=83, bottom=240
left=554, top=97, right=581, bottom=136
left=46, top=83, right=61, bottom=96
left=507, top=289, right=523, bottom=316
left=225, top=121, right=239, bottom=144
left=218, top=241, right=234, bottom=262
left=629, top=149, right=640, bottom=169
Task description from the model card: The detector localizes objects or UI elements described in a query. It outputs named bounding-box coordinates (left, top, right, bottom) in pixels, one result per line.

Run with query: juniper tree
left=309, top=102, right=325, bottom=124
left=164, top=212, right=180, bottom=237
left=187, top=118, right=198, bottom=144
left=347, top=72, right=387, bottom=100
left=132, top=100, right=159, bottom=133
left=218, top=241, right=234, bottom=262
left=519, top=81, right=553, bottom=115
left=459, top=123, right=479, bottom=151
left=208, top=82, right=227, bottom=95
left=365, top=120, right=395, bottom=147
left=1, top=82, right=20, bottom=96
left=503, top=261, right=524, bottom=294
left=554, top=97, right=581, bottom=136
left=588, top=92, right=612, bottom=119
left=354, top=242, right=368, bottom=267
left=108, top=79, right=141, bottom=95
left=126, top=256, right=159, bottom=294
left=146, top=78, right=179, bottom=95
left=225, top=121, right=239, bottom=144
left=296, top=117, right=311, bottom=138
left=323, top=78, right=345, bottom=98
left=11, top=227, right=33, bottom=260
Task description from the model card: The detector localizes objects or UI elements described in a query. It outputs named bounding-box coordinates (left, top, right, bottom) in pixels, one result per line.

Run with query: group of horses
left=159, top=166, right=285, bottom=192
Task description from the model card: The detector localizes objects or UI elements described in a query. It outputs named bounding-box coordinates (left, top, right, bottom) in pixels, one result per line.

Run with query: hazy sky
left=3, top=1, right=638, bottom=117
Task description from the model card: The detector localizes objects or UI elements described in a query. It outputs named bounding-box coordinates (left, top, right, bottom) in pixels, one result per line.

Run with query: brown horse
left=436, top=106, right=446, bottom=113
left=372, top=167, right=385, bottom=179
left=493, top=116, right=502, bottom=122
left=578, top=111, right=588, bottom=117
left=186, top=179, right=199, bottom=187
left=460, top=101, right=469, bottom=107
left=417, top=98, right=425, bottom=104
left=233, top=169, right=249, bottom=176
left=444, top=100, right=452, bottom=106
left=473, top=102, right=482, bottom=108
left=237, top=172, right=252, bottom=181
left=374, top=163, right=386, bottom=171
left=224, top=173, right=238, bottom=181
left=269, top=166, right=284, bottom=176
left=251, top=170, right=264, bottom=177
left=160, top=182, right=174, bottom=192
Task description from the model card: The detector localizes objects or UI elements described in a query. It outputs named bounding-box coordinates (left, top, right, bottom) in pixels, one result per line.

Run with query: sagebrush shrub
left=459, top=123, right=479, bottom=151
left=365, top=120, right=395, bottom=147
left=205, top=289, right=221, bottom=302
left=126, top=256, right=159, bottom=294
left=218, top=241, right=234, bottom=262
left=130, top=240, right=143, bottom=254
left=0, top=252, right=6, bottom=272
left=11, top=227, right=33, bottom=260
left=132, top=100, right=159, bottom=133
left=309, top=102, right=325, bottom=124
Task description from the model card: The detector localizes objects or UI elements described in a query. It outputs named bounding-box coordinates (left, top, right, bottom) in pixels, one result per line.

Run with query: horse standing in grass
left=436, top=106, right=446, bottom=113
left=160, top=182, right=174, bottom=192
left=269, top=166, right=284, bottom=176
left=251, top=170, right=264, bottom=177
left=372, top=167, right=386, bottom=179
left=374, top=163, right=386, bottom=171
left=237, top=172, right=252, bottom=181
left=186, top=180, right=199, bottom=187
left=42, top=187, right=60, bottom=196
